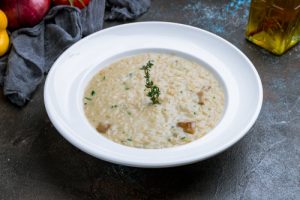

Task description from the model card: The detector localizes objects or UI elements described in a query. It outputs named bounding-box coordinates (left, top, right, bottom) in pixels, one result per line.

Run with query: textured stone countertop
left=0, top=0, right=299, bottom=199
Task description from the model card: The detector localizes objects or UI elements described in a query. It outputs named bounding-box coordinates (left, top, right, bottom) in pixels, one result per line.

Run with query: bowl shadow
left=29, top=120, right=243, bottom=200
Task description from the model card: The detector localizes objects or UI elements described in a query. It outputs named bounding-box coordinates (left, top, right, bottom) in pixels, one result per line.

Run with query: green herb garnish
left=102, top=76, right=106, bottom=80
left=91, top=90, right=96, bottom=96
left=111, top=105, right=118, bottom=108
left=123, top=82, right=130, bottom=90
left=85, top=97, right=92, bottom=101
left=140, top=60, right=160, bottom=104
left=127, top=138, right=132, bottom=141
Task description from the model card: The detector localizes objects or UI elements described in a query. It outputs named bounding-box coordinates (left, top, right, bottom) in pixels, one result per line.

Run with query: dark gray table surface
left=1, top=0, right=299, bottom=199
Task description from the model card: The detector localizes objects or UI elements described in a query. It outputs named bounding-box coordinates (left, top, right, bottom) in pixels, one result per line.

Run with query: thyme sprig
left=140, top=60, right=160, bottom=104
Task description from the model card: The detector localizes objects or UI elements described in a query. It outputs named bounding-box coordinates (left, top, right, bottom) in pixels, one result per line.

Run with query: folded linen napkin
left=0, top=0, right=150, bottom=106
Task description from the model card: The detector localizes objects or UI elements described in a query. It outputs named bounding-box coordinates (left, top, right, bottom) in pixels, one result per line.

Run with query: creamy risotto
left=83, top=53, right=225, bottom=149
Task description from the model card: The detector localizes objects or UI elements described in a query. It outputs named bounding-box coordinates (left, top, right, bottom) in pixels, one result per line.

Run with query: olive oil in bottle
left=245, top=0, right=300, bottom=55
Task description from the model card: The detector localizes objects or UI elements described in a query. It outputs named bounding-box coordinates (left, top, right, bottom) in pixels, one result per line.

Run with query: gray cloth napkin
left=106, top=0, right=151, bottom=20
left=0, top=0, right=150, bottom=106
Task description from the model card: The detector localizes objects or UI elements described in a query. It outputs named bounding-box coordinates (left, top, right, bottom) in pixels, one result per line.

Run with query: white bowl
left=44, top=22, right=263, bottom=168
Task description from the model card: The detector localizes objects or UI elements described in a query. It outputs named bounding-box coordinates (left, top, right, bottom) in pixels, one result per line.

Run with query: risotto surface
left=84, top=53, right=224, bottom=148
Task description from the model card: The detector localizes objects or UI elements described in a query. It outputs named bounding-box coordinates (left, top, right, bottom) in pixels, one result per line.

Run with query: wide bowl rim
left=44, top=21, right=263, bottom=168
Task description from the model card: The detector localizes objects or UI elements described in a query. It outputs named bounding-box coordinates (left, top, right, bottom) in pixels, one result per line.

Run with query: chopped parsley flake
left=85, top=97, right=92, bottom=101
left=91, top=90, right=96, bottom=96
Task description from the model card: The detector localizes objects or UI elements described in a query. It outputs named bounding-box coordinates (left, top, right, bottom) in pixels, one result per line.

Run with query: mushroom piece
left=96, top=123, right=111, bottom=133
left=177, top=121, right=196, bottom=134
left=197, top=91, right=205, bottom=105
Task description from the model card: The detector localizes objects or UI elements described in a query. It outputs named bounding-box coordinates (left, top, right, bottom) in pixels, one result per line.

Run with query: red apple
left=0, top=0, right=51, bottom=30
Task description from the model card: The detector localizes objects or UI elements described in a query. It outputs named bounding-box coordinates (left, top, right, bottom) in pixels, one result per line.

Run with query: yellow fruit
left=0, top=30, right=9, bottom=56
left=0, top=10, right=9, bottom=56
left=0, top=9, right=8, bottom=30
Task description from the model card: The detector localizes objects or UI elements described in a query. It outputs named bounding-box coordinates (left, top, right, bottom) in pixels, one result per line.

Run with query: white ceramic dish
left=44, top=22, right=263, bottom=168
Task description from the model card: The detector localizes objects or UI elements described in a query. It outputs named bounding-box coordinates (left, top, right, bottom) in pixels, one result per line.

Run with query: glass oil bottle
left=245, top=0, right=300, bottom=55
